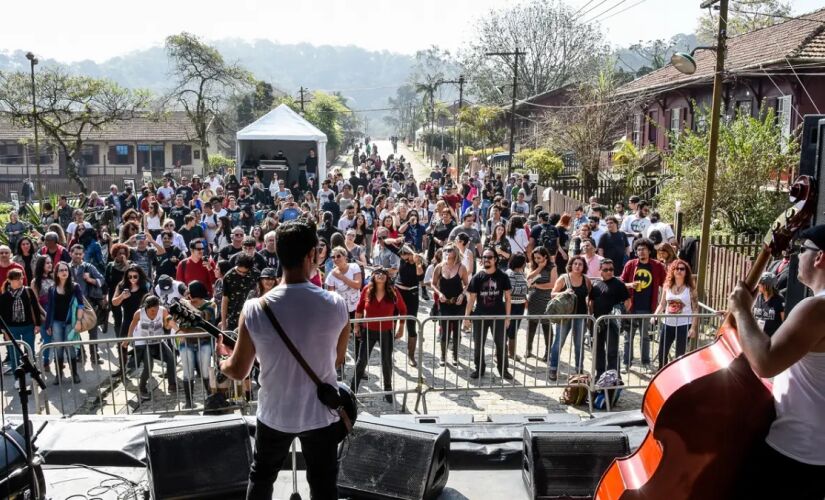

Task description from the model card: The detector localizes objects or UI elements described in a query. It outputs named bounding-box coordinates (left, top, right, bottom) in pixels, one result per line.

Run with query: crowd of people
left=0, top=140, right=790, bottom=406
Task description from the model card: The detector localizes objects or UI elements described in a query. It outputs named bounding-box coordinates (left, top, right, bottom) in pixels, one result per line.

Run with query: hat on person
left=800, top=224, right=825, bottom=250
left=758, top=272, right=777, bottom=289
left=188, top=280, right=209, bottom=299
left=157, top=275, right=173, bottom=292
left=259, top=268, right=278, bottom=280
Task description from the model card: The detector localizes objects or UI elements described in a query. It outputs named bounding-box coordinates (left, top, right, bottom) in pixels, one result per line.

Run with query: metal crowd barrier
left=417, top=314, right=597, bottom=414
left=589, top=311, right=720, bottom=411
left=33, top=333, right=230, bottom=416
left=0, top=340, right=40, bottom=414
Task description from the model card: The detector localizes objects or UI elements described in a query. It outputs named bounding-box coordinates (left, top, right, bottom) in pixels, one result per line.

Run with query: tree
left=274, top=91, right=351, bottom=153
left=0, top=67, right=150, bottom=193
left=658, top=107, right=799, bottom=234
left=542, top=62, right=636, bottom=191
left=697, top=0, right=791, bottom=44
left=516, top=148, right=564, bottom=183
left=629, top=39, right=676, bottom=77
left=460, top=0, right=607, bottom=104
left=459, top=105, right=505, bottom=157
left=166, top=32, right=253, bottom=167
left=415, top=76, right=442, bottom=164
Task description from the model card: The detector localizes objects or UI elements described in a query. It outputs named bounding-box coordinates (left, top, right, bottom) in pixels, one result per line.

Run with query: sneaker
left=13, top=380, right=19, bottom=391
left=548, top=369, right=558, bottom=381
left=139, top=387, right=151, bottom=401
left=469, top=370, right=480, bottom=379
left=438, top=359, right=446, bottom=367
left=500, top=371, right=514, bottom=381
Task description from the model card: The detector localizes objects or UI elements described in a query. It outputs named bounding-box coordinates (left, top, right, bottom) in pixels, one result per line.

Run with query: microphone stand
left=0, top=314, right=46, bottom=498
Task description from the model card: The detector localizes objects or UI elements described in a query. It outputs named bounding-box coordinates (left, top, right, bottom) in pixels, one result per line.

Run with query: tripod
left=0, top=315, right=46, bottom=499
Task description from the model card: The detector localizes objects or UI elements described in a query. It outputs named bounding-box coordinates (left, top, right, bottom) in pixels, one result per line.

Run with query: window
left=777, top=95, right=792, bottom=152
left=109, top=144, right=134, bottom=165
left=670, top=108, right=681, bottom=135
left=631, top=114, right=642, bottom=146
left=80, top=144, right=99, bottom=165
left=137, top=144, right=165, bottom=172
left=647, top=110, right=658, bottom=145
left=172, top=144, right=192, bottom=166
left=0, top=142, right=23, bottom=165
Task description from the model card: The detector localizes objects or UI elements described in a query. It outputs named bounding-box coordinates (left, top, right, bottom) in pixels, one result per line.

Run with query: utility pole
left=486, top=48, right=523, bottom=178
left=25, top=52, right=42, bottom=204
left=298, top=86, right=308, bottom=113
left=693, top=0, right=728, bottom=350
left=441, top=75, right=465, bottom=174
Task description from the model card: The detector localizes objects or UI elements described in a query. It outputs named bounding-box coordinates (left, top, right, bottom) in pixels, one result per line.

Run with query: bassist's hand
left=216, top=334, right=233, bottom=357
left=728, top=281, right=756, bottom=315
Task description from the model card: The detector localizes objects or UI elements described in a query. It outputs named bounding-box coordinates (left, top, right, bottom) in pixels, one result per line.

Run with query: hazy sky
left=2, top=0, right=822, bottom=62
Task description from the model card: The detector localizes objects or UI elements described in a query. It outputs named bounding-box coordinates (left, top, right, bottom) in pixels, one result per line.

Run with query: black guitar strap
left=257, top=298, right=353, bottom=433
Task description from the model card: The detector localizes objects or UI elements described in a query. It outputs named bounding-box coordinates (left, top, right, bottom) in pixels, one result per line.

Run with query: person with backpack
left=589, top=259, right=630, bottom=378
left=548, top=255, right=592, bottom=381
left=528, top=211, right=560, bottom=266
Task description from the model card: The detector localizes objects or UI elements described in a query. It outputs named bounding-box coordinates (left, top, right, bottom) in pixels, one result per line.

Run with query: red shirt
left=355, top=287, right=407, bottom=332
left=0, top=262, right=27, bottom=287
left=442, top=193, right=462, bottom=211
left=176, top=258, right=215, bottom=296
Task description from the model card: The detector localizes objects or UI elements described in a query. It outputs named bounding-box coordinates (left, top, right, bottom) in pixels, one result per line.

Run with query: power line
left=572, top=0, right=597, bottom=16
left=598, top=0, right=651, bottom=22
left=577, top=0, right=612, bottom=19
left=582, top=0, right=632, bottom=24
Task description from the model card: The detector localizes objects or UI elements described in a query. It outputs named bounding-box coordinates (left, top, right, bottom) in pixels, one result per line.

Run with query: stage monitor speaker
left=338, top=415, right=450, bottom=500
left=522, top=426, right=628, bottom=500
left=145, top=416, right=252, bottom=500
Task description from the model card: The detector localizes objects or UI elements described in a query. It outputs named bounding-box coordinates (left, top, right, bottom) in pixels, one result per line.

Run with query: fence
left=0, top=309, right=734, bottom=418
left=539, top=185, right=583, bottom=215
left=545, top=177, right=663, bottom=209
left=708, top=233, right=763, bottom=260
left=703, top=244, right=755, bottom=312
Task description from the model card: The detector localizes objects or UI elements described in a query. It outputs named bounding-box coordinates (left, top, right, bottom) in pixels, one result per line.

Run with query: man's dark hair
left=276, top=220, right=319, bottom=270
left=70, top=244, right=84, bottom=253
left=600, top=259, right=614, bottom=269
left=634, top=237, right=655, bottom=253
left=184, top=214, right=195, bottom=224
left=189, top=239, right=205, bottom=250
left=161, top=230, right=174, bottom=240
left=508, top=253, right=526, bottom=270
left=243, top=236, right=257, bottom=247
left=217, top=259, right=233, bottom=276
left=574, top=205, right=584, bottom=212
left=638, top=200, right=649, bottom=209
left=650, top=211, right=661, bottom=223
left=234, top=253, right=255, bottom=270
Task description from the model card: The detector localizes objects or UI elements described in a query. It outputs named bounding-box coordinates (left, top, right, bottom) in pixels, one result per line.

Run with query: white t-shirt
left=242, top=283, right=348, bottom=433
left=325, top=264, right=361, bottom=312
left=66, top=221, right=92, bottom=239
left=645, top=221, right=675, bottom=243
left=620, top=214, right=651, bottom=248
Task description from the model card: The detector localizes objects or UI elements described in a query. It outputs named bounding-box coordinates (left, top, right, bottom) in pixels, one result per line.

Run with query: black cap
left=259, top=268, right=278, bottom=279
left=157, top=275, right=173, bottom=291
left=188, top=280, right=209, bottom=299
left=800, top=224, right=825, bottom=250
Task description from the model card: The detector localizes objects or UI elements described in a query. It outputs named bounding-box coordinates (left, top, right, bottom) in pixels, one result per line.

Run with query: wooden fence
left=708, top=233, right=763, bottom=260
left=538, top=185, right=584, bottom=215
left=546, top=177, right=663, bottom=209
left=703, top=244, right=755, bottom=312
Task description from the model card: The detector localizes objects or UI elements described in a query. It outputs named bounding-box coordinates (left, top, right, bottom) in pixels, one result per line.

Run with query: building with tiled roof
left=0, top=111, right=213, bottom=178
left=616, top=8, right=825, bottom=154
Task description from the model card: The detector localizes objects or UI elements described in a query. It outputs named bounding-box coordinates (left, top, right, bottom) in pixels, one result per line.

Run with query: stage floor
left=42, top=465, right=530, bottom=499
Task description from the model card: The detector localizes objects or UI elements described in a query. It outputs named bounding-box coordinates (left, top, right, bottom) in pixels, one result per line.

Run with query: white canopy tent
left=236, top=104, right=327, bottom=184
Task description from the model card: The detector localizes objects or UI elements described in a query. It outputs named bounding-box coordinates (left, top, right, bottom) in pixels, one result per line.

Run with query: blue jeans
left=49, top=321, right=77, bottom=364
left=623, top=314, right=652, bottom=367
left=5, top=325, right=35, bottom=371
left=550, top=318, right=585, bottom=372
left=180, top=341, right=213, bottom=381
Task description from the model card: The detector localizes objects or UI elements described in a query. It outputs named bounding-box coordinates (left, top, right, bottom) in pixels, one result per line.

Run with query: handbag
left=257, top=298, right=356, bottom=442
left=544, top=274, right=577, bottom=323
left=73, top=295, right=98, bottom=333
left=27, top=289, right=45, bottom=327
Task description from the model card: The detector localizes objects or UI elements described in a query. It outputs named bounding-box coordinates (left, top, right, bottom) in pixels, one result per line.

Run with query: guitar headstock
left=765, top=175, right=817, bottom=257
left=168, top=300, right=200, bottom=323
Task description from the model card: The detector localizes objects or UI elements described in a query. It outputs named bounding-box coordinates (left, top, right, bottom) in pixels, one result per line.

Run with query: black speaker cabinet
left=338, top=415, right=450, bottom=500
left=522, top=426, right=628, bottom=500
left=145, top=416, right=252, bottom=499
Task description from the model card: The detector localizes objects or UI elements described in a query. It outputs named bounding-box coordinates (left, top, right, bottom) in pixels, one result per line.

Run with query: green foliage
left=275, top=92, right=351, bottom=152
left=612, top=138, right=657, bottom=186
left=209, top=154, right=235, bottom=171
left=658, top=107, right=799, bottom=235
left=516, top=148, right=564, bottom=183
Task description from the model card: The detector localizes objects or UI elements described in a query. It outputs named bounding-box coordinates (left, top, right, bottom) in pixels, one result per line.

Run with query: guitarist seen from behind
left=728, top=224, right=825, bottom=500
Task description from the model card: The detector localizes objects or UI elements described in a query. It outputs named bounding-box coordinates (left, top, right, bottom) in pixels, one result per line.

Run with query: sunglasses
left=601, top=268, right=614, bottom=272
left=193, top=247, right=205, bottom=251
left=796, top=244, right=821, bottom=255
left=373, top=272, right=388, bottom=278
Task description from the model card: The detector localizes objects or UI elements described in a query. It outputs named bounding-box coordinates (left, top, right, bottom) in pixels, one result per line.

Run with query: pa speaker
left=338, top=415, right=450, bottom=500
left=522, top=426, right=628, bottom=500
left=145, top=416, right=252, bottom=499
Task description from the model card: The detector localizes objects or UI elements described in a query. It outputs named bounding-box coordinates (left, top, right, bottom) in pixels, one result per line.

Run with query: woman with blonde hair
left=655, top=242, right=677, bottom=268
left=431, top=243, right=469, bottom=366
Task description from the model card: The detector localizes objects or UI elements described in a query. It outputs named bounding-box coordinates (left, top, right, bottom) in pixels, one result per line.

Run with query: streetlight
left=25, top=52, right=43, bottom=205
left=670, top=0, right=728, bottom=350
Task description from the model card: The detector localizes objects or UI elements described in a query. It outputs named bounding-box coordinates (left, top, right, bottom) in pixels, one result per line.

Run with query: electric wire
left=582, top=0, right=632, bottom=24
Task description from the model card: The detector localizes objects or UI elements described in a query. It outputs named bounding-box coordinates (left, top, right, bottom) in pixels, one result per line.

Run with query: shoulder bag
left=544, top=274, right=577, bottom=323
left=257, top=297, right=356, bottom=442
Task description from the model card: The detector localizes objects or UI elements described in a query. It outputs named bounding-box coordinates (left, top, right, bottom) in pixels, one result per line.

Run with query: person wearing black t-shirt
left=589, top=259, right=630, bottom=378
left=464, top=248, right=512, bottom=380
left=257, top=230, right=280, bottom=272
left=620, top=238, right=666, bottom=369
left=753, top=272, right=784, bottom=337
left=597, top=216, right=629, bottom=269
left=219, top=227, right=246, bottom=261
left=177, top=214, right=204, bottom=248
left=167, top=196, right=191, bottom=230
left=397, top=247, right=425, bottom=366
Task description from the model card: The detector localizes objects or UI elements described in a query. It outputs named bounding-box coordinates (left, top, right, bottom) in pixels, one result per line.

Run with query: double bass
left=595, top=176, right=817, bottom=500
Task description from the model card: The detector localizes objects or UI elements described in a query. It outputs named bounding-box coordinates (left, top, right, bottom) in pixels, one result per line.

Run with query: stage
left=6, top=411, right=648, bottom=499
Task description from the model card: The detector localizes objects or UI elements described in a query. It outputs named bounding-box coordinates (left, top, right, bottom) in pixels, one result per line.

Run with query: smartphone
left=137, top=234, right=146, bottom=241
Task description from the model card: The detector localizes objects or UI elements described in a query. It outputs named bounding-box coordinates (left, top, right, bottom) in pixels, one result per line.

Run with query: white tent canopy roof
left=236, top=104, right=328, bottom=142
